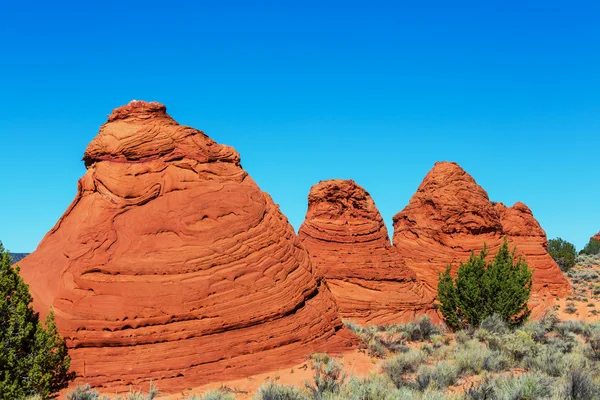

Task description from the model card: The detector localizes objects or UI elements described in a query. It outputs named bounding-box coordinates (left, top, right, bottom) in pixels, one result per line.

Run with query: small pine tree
left=0, top=242, right=72, bottom=399
left=580, top=238, right=600, bottom=256
left=437, top=238, right=533, bottom=330
left=548, top=238, right=577, bottom=271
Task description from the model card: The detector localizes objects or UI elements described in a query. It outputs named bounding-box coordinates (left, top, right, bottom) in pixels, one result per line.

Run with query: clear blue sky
left=1, top=1, right=598, bottom=253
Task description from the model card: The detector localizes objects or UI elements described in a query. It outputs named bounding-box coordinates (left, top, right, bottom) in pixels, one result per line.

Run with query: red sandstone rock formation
left=298, top=180, right=437, bottom=325
left=392, top=162, right=571, bottom=317
left=18, top=101, right=356, bottom=393
left=593, top=232, right=600, bottom=241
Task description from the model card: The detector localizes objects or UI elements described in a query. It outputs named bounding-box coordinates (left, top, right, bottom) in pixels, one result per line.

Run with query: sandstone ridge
left=298, top=179, right=437, bottom=325
left=392, top=161, right=572, bottom=317
left=18, top=101, right=356, bottom=393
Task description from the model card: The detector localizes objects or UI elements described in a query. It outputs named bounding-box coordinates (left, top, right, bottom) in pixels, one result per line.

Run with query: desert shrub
left=414, top=364, right=458, bottom=393
left=549, top=331, right=578, bottom=354
left=382, top=349, right=426, bottom=388
left=431, top=334, right=444, bottom=349
left=454, top=340, right=487, bottom=374
left=539, top=310, right=560, bottom=332
left=379, top=337, right=410, bottom=354
left=549, top=237, right=578, bottom=272
left=345, top=322, right=406, bottom=357
left=305, top=353, right=345, bottom=399
left=429, top=361, right=457, bottom=390
left=344, top=323, right=381, bottom=357
left=494, top=373, right=553, bottom=400
left=0, top=242, right=73, bottom=399
left=119, top=382, right=159, bottom=400
left=503, top=330, right=538, bottom=362
left=558, top=368, right=600, bottom=400
left=67, top=385, right=101, bottom=400
left=254, top=381, right=307, bottom=400
left=565, top=302, right=578, bottom=314
left=479, top=314, right=509, bottom=334
left=556, top=320, right=587, bottom=335
left=437, top=239, right=532, bottom=330
left=463, top=377, right=495, bottom=400
left=455, top=330, right=471, bottom=345
left=420, top=343, right=433, bottom=355
left=563, top=351, right=591, bottom=373
left=367, top=338, right=387, bottom=358
left=392, top=387, right=454, bottom=400
left=524, top=345, right=565, bottom=377
left=584, top=332, right=600, bottom=361
left=419, top=390, right=455, bottom=400
left=414, top=365, right=434, bottom=391
left=481, top=350, right=511, bottom=372
left=392, top=315, right=443, bottom=342
left=325, top=375, right=400, bottom=400
left=194, top=390, right=236, bottom=400
left=580, top=238, right=600, bottom=255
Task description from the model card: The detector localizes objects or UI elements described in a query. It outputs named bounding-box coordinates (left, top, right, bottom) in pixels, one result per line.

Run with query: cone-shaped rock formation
left=298, top=180, right=436, bottom=325
left=18, top=101, right=356, bottom=392
left=393, top=161, right=571, bottom=317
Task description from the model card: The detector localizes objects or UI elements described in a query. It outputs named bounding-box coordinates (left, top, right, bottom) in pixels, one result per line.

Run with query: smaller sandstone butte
left=393, top=161, right=571, bottom=317
left=18, top=101, right=356, bottom=393
left=298, top=180, right=436, bottom=325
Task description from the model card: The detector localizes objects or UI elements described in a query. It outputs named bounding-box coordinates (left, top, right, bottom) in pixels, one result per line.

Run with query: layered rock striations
left=392, top=162, right=571, bottom=316
left=18, top=101, right=356, bottom=392
left=298, top=180, right=436, bottom=325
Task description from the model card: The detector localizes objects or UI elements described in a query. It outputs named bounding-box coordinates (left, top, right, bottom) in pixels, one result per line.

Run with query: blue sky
left=0, top=1, right=598, bottom=252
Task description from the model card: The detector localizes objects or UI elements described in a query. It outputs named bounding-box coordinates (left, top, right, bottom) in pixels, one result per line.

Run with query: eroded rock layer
left=392, top=162, right=571, bottom=317
left=18, top=101, right=356, bottom=392
left=298, top=180, right=437, bottom=325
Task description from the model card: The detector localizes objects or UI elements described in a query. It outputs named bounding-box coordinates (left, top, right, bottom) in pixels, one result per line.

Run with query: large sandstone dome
left=18, top=101, right=355, bottom=392
left=298, top=180, right=436, bottom=325
left=393, top=161, right=572, bottom=316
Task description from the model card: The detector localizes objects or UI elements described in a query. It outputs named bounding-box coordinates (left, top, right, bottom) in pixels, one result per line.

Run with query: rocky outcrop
left=18, top=101, right=356, bottom=393
left=298, top=180, right=436, bottom=325
left=392, top=162, right=571, bottom=317
left=593, top=232, right=600, bottom=242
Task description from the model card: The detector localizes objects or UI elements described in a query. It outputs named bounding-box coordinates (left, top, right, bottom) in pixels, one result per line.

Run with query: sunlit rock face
left=298, top=179, right=437, bottom=325
left=392, top=161, right=572, bottom=318
left=18, top=101, right=356, bottom=392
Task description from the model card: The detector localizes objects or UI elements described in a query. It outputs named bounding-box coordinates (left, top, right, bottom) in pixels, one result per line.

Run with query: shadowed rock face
left=18, top=101, right=356, bottom=393
left=298, top=180, right=437, bottom=325
left=393, top=162, right=571, bottom=317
